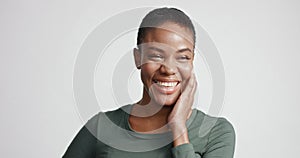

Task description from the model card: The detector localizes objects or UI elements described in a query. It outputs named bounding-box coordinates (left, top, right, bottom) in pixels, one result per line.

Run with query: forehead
left=141, top=22, right=194, bottom=51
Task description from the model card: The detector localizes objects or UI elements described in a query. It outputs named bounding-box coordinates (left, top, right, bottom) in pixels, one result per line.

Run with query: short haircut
left=137, top=7, right=196, bottom=48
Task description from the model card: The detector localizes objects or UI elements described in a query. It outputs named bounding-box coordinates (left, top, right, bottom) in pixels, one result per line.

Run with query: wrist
left=172, top=127, right=189, bottom=147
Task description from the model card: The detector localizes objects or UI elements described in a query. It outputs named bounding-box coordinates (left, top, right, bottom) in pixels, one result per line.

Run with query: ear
left=133, top=48, right=141, bottom=69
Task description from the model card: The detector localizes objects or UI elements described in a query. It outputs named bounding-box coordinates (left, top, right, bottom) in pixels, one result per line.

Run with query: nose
left=159, top=58, right=177, bottom=75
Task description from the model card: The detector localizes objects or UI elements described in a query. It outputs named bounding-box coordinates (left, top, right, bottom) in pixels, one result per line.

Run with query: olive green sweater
left=63, top=105, right=235, bottom=158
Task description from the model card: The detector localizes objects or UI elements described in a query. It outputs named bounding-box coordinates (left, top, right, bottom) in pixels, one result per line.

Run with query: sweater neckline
left=120, top=104, right=197, bottom=139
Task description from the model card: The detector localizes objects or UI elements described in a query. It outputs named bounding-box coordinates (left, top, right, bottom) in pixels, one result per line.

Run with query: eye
left=177, top=55, right=191, bottom=61
left=147, top=54, right=164, bottom=61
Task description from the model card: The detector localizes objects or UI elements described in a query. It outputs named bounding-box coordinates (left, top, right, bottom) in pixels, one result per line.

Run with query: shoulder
left=190, top=109, right=235, bottom=156
left=190, top=109, right=235, bottom=141
left=211, top=117, right=235, bottom=136
left=85, top=105, right=130, bottom=130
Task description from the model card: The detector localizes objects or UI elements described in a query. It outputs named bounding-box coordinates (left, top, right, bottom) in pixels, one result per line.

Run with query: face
left=134, top=22, right=194, bottom=106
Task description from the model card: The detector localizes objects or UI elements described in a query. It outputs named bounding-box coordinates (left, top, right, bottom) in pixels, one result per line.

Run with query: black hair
left=137, top=7, right=196, bottom=47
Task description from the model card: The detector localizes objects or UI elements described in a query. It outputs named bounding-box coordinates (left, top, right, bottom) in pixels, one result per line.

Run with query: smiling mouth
left=153, top=80, right=180, bottom=88
left=152, top=80, right=180, bottom=95
left=154, top=80, right=179, bottom=87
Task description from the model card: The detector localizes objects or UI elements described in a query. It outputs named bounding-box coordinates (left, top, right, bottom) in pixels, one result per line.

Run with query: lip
left=152, top=79, right=181, bottom=95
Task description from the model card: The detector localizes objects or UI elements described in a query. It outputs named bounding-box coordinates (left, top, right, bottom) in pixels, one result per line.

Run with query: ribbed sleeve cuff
left=172, top=143, right=198, bottom=158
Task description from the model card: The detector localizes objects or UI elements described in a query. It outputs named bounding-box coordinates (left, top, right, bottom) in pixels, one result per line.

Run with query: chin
left=153, top=94, right=180, bottom=106
left=147, top=84, right=181, bottom=106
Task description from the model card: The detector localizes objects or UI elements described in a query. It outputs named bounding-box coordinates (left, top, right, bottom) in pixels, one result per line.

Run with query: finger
left=181, top=73, right=196, bottom=97
left=183, top=74, right=197, bottom=107
left=191, top=73, right=197, bottom=95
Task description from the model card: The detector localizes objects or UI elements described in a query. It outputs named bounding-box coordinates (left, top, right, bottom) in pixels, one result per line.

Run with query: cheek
left=140, top=63, right=161, bottom=81
left=178, top=63, right=193, bottom=80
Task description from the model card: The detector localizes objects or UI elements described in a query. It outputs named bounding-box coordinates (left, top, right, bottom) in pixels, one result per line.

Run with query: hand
left=167, top=73, right=197, bottom=145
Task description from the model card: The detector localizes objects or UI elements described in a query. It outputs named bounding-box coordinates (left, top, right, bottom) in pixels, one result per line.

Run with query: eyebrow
left=147, top=46, right=192, bottom=53
left=148, top=46, right=164, bottom=53
left=176, top=48, right=192, bottom=53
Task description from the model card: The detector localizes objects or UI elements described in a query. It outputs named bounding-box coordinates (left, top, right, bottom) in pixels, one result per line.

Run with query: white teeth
left=156, top=81, right=178, bottom=87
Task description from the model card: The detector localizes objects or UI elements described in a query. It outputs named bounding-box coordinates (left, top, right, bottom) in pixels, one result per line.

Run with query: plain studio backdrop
left=1, top=0, right=299, bottom=157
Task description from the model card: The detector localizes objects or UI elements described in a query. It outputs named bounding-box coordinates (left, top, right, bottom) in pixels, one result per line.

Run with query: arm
left=168, top=74, right=235, bottom=158
left=168, top=74, right=201, bottom=157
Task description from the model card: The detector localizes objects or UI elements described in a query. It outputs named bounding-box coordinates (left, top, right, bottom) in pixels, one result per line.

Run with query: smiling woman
left=63, top=7, right=235, bottom=158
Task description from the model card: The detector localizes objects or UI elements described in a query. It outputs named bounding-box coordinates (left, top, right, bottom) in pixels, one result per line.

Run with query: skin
left=130, top=21, right=197, bottom=147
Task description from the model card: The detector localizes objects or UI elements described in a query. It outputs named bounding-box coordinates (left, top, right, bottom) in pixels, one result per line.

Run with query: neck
left=128, top=89, right=174, bottom=133
left=131, top=99, right=173, bottom=119
left=130, top=101, right=172, bottom=133
left=131, top=88, right=173, bottom=119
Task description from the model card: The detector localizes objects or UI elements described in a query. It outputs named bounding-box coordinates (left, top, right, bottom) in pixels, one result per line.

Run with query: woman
left=63, top=7, right=235, bottom=158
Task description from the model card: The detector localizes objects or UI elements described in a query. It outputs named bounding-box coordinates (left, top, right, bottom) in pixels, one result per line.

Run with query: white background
left=1, top=0, right=300, bottom=157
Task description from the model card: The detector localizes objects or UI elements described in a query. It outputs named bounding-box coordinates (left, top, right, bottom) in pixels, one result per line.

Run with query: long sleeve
left=172, top=143, right=201, bottom=158
left=62, top=113, right=100, bottom=158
